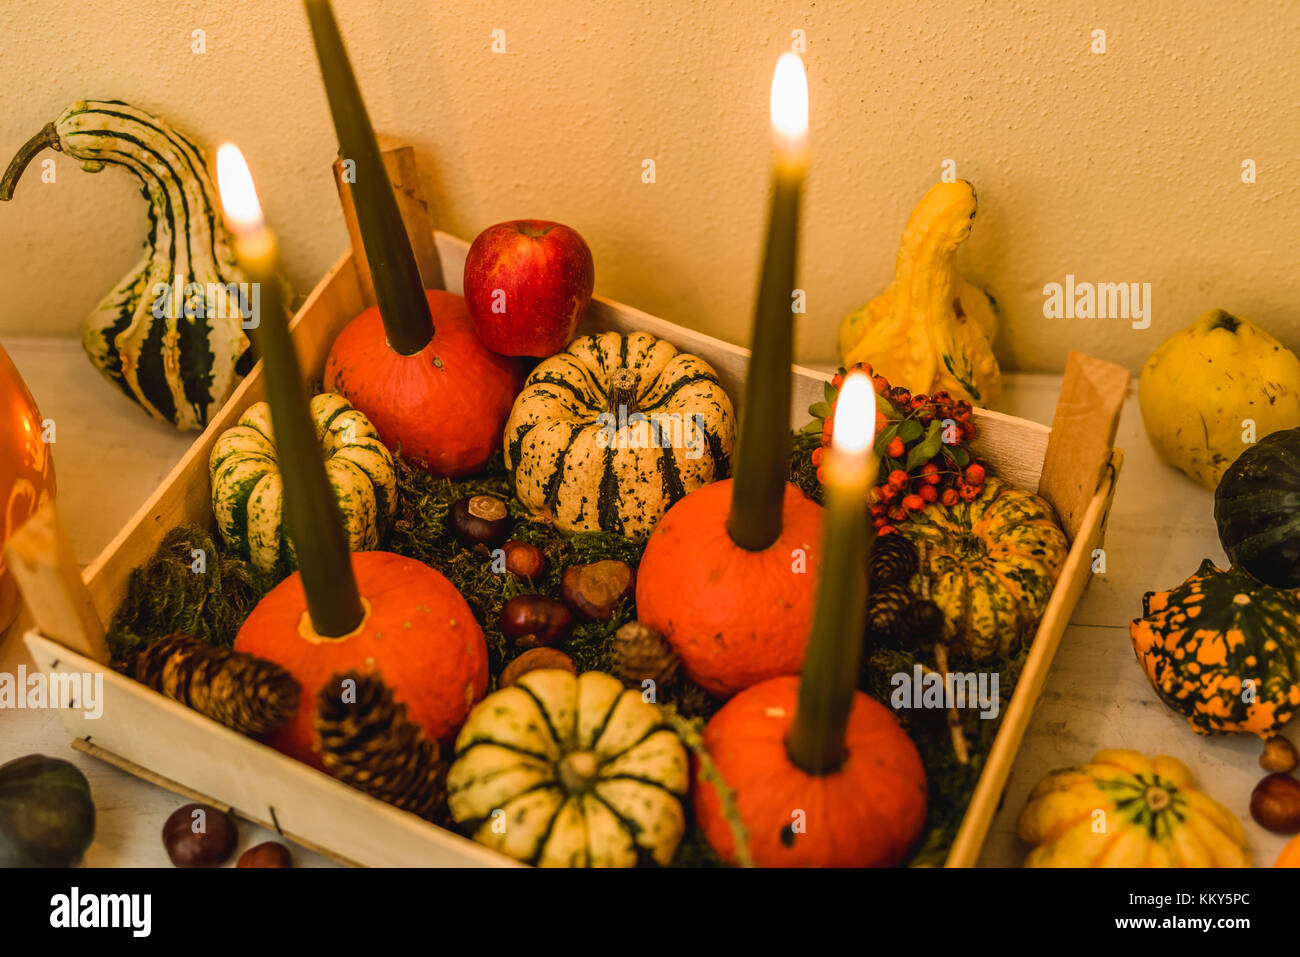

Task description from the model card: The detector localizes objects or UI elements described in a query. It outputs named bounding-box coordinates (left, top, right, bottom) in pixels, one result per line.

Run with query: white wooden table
left=1, top=335, right=1289, bottom=868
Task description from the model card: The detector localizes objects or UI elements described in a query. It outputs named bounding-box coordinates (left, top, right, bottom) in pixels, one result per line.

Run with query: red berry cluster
left=810, top=362, right=989, bottom=533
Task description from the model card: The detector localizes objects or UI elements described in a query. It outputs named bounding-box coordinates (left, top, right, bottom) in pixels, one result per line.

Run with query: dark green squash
left=1215, top=427, right=1300, bottom=587
left=1130, top=559, right=1300, bottom=738
left=0, top=754, right=96, bottom=867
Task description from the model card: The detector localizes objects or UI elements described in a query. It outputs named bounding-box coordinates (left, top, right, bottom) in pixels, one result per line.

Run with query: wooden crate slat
left=27, top=633, right=516, bottom=868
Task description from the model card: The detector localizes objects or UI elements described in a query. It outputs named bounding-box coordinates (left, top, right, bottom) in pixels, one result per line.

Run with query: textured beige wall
left=1, top=0, right=1297, bottom=375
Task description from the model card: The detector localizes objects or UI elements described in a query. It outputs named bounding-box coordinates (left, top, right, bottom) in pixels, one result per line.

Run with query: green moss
left=104, top=525, right=276, bottom=666
left=387, top=453, right=646, bottom=681
left=862, top=633, right=1030, bottom=866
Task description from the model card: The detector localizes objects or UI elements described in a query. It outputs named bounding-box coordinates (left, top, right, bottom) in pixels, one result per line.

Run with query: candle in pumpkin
left=215, top=143, right=365, bottom=637
left=727, top=52, right=810, bottom=551
left=786, top=370, right=878, bottom=773
left=303, top=0, right=434, bottom=354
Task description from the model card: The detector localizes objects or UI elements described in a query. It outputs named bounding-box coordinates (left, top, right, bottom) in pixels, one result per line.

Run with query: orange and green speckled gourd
left=1130, top=559, right=1300, bottom=738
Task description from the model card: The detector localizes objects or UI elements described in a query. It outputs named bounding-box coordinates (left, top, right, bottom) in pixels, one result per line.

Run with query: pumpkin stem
left=305, top=0, right=435, bottom=356
left=0, top=124, right=61, bottom=202
left=606, top=368, right=639, bottom=416
left=557, top=751, right=599, bottom=794
left=1145, top=786, right=1171, bottom=812
left=726, top=175, right=800, bottom=551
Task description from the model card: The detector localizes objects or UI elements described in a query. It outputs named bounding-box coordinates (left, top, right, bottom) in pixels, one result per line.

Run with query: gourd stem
left=304, top=0, right=434, bottom=356
left=606, top=368, right=639, bottom=416
left=785, top=479, right=870, bottom=775
left=726, top=174, right=800, bottom=551
left=0, top=124, right=61, bottom=202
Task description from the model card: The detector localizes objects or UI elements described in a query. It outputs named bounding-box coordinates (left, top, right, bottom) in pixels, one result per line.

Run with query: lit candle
left=727, top=52, right=810, bottom=551
left=786, top=370, right=878, bottom=773
left=215, top=143, right=364, bottom=637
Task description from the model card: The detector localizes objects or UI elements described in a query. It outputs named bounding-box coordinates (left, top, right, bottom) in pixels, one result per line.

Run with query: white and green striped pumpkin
left=209, top=393, right=396, bottom=574
left=3, top=101, right=255, bottom=429
left=447, top=669, right=690, bottom=867
left=503, top=331, right=735, bottom=540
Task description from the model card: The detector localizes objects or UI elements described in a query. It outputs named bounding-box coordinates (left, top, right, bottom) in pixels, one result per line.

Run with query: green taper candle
left=727, top=52, right=809, bottom=551
left=786, top=371, right=878, bottom=773
left=215, top=143, right=365, bottom=637
left=304, top=0, right=434, bottom=355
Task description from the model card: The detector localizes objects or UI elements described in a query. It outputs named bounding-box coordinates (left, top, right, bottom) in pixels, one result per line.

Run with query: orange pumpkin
left=0, top=344, right=55, bottom=630
left=324, top=291, right=522, bottom=477
left=234, top=550, right=489, bottom=767
left=694, top=675, right=927, bottom=867
left=635, top=480, right=823, bottom=697
left=1277, top=833, right=1300, bottom=867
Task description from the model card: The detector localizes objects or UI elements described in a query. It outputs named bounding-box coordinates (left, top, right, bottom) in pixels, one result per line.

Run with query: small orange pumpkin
left=234, top=550, right=489, bottom=767
left=694, top=675, right=927, bottom=867
left=0, top=343, right=56, bottom=630
left=1276, top=833, right=1300, bottom=867
left=324, top=291, right=522, bottom=478
left=636, top=480, right=823, bottom=697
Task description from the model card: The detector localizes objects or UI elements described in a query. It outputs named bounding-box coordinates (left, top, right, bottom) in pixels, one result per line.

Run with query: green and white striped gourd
left=447, top=669, right=690, bottom=867
left=209, top=393, right=396, bottom=574
left=503, top=331, right=735, bottom=540
left=1, top=101, right=256, bottom=430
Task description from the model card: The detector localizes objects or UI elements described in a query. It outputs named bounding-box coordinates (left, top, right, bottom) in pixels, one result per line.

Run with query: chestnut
left=237, top=841, right=293, bottom=868
left=501, top=540, right=546, bottom=580
left=162, top=803, right=237, bottom=867
left=1261, top=736, right=1300, bottom=774
left=1250, top=773, right=1300, bottom=834
left=499, top=595, right=573, bottom=649
left=499, top=648, right=577, bottom=688
left=562, top=560, right=636, bottom=622
left=450, top=494, right=511, bottom=549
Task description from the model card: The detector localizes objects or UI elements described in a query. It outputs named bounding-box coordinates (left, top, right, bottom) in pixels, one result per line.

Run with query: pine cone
left=866, top=584, right=914, bottom=639
left=613, top=621, right=679, bottom=690
left=870, top=533, right=919, bottom=586
left=132, top=633, right=299, bottom=736
left=898, top=599, right=946, bottom=648
left=314, top=671, right=446, bottom=821
left=669, top=678, right=714, bottom=718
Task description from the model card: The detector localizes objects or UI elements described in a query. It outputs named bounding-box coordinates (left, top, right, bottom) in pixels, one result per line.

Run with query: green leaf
left=898, top=419, right=924, bottom=442
left=824, top=380, right=838, bottom=405
left=809, top=401, right=832, bottom=420
left=875, top=393, right=899, bottom=418
left=904, top=420, right=944, bottom=472
left=800, top=418, right=824, bottom=434
left=949, top=445, right=970, bottom=466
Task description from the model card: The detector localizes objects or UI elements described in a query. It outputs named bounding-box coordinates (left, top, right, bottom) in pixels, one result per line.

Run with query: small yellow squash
left=1017, top=750, right=1250, bottom=867
left=446, top=669, right=689, bottom=867
left=838, top=180, right=1001, bottom=404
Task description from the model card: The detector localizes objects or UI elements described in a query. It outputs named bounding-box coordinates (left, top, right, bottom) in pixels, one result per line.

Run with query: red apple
left=463, top=220, right=595, bottom=357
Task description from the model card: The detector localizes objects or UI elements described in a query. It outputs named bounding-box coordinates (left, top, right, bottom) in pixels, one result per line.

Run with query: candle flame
left=832, top=371, right=875, bottom=456
left=215, top=142, right=265, bottom=233
left=770, top=52, right=809, bottom=147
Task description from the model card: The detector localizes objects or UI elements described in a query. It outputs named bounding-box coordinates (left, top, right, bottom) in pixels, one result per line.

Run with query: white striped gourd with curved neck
left=2, top=100, right=256, bottom=429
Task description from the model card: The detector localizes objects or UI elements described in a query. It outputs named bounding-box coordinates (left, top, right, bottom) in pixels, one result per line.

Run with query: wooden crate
left=13, top=185, right=1125, bottom=868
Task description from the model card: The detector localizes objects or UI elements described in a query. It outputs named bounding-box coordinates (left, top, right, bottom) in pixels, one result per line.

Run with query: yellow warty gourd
left=1017, top=750, right=1251, bottom=867
left=1139, top=308, right=1300, bottom=489
left=838, top=180, right=1001, bottom=404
